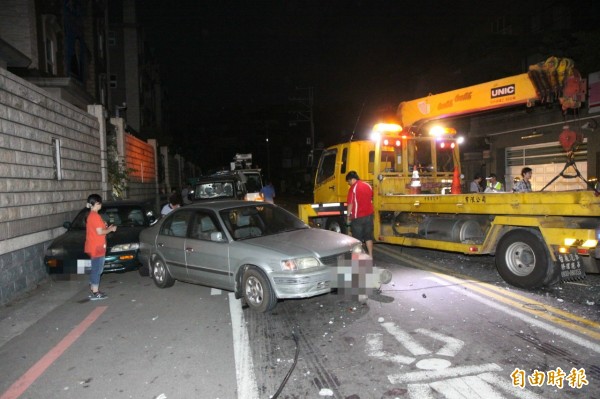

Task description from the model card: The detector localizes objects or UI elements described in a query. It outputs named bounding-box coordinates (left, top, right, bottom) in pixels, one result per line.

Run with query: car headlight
left=110, top=243, right=139, bottom=252
left=281, top=257, right=320, bottom=271
left=351, top=243, right=365, bottom=254
left=45, top=247, right=65, bottom=257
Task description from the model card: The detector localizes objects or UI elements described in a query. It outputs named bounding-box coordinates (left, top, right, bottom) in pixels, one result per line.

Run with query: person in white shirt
left=513, top=167, right=533, bottom=192
left=161, top=193, right=182, bottom=216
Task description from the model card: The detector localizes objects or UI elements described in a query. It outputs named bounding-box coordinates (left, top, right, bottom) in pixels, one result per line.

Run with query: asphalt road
left=0, top=244, right=598, bottom=399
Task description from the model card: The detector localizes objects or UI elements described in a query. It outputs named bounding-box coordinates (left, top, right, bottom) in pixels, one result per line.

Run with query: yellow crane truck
left=299, top=57, right=599, bottom=289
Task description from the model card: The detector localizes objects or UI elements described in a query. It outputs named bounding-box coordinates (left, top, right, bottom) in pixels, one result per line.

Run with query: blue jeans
left=89, top=256, right=105, bottom=287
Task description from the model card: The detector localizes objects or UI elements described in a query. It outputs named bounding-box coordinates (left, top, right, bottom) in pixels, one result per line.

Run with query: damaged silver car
left=139, top=200, right=369, bottom=312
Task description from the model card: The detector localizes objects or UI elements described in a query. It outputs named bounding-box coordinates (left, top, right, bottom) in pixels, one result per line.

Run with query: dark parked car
left=45, top=201, right=157, bottom=275
left=138, top=201, right=368, bottom=312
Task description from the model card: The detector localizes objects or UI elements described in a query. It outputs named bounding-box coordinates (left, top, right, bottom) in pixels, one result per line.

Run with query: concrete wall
left=0, top=67, right=102, bottom=305
left=159, top=146, right=183, bottom=196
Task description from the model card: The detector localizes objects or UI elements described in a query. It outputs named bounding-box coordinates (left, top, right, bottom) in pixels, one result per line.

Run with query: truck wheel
left=243, top=268, right=277, bottom=313
left=495, top=230, right=552, bottom=288
left=327, top=217, right=347, bottom=234
left=152, top=258, right=175, bottom=288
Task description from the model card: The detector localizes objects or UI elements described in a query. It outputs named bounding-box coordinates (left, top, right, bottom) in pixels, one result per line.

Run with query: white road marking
left=365, top=275, right=564, bottom=397
left=407, top=383, right=437, bottom=399
left=366, top=333, right=416, bottom=364
left=425, top=276, right=600, bottom=354
left=388, top=363, right=502, bottom=384
left=229, top=293, right=259, bottom=399
left=381, top=321, right=431, bottom=356
left=415, top=328, right=464, bottom=357
left=429, top=374, right=505, bottom=399
left=478, top=372, right=545, bottom=399
left=415, top=358, right=452, bottom=370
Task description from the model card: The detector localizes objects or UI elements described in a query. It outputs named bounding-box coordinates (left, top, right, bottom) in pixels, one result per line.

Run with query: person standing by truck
left=485, top=173, right=504, bottom=192
left=346, top=171, right=374, bottom=257
left=469, top=174, right=483, bottom=193
left=513, top=167, right=533, bottom=192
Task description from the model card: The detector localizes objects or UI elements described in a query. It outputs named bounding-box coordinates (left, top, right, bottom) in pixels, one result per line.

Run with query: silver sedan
left=139, top=200, right=365, bottom=312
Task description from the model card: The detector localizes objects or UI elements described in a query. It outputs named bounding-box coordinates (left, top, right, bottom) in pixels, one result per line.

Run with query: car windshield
left=70, top=205, right=150, bottom=229
left=220, top=204, right=308, bottom=240
left=194, top=182, right=235, bottom=200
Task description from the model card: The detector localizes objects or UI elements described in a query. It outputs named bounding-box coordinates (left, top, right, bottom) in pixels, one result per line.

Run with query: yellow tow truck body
left=299, top=57, right=598, bottom=289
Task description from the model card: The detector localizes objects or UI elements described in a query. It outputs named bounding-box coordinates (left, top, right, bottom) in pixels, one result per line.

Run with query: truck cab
left=304, top=139, right=398, bottom=233
left=239, top=169, right=264, bottom=201
left=314, top=140, right=375, bottom=204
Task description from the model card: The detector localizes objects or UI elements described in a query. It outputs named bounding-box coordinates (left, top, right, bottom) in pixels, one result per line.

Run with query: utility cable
left=271, top=331, right=300, bottom=399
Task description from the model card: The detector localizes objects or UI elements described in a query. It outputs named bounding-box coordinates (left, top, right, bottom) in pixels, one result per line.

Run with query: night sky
left=141, top=1, right=475, bottom=106
left=138, top=0, right=598, bottom=170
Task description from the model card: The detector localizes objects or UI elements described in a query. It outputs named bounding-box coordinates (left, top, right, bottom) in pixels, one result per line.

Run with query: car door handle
left=185, top=247, right=194, bottom=252
left=157, top=242, right=165, bottom=247
left=329, top=185, right=335, bottom=190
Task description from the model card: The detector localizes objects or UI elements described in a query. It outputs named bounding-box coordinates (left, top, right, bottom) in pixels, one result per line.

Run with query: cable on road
left=271, top=330, right=299, bottom=399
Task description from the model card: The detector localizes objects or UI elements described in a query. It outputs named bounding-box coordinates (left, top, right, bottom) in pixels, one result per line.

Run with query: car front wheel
left=138, top=264, right=150, bottom=277
left=242, top=268, right=277, bottom=313
left=152, top=258, right=175, bottom=288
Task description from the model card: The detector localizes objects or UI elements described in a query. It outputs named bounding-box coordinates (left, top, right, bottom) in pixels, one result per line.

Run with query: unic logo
left=491, top=84, right=515, bottom=98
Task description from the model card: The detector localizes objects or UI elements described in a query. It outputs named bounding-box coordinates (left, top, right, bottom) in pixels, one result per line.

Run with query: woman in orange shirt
left=85, top=194, right=117, bottom=300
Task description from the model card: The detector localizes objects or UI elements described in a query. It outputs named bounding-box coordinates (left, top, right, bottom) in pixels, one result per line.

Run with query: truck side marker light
left=468, top=246, right=479, bottom=252
left=317, top=211, right=341, bottom=216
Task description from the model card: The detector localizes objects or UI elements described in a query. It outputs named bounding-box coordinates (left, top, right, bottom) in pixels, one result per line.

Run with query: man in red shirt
left=346, top=171, right=374, bottom=257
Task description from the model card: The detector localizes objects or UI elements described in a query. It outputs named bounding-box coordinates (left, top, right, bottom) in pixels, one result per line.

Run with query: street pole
left=266, top=125, right=271, bottom=179
left=290, top=86, right=315, bottom=153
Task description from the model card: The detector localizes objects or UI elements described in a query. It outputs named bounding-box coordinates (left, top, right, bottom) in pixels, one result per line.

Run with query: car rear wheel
left=242, top=268, right=277, bottom=313
left=152, top=258, right=175, bottom=288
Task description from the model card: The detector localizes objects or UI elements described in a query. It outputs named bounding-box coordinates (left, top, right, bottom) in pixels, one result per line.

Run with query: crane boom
left=397, top=57, right=586, bottom=133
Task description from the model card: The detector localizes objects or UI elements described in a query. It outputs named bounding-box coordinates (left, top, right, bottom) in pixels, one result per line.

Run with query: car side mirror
left=210, top=231, right=226, bottom=242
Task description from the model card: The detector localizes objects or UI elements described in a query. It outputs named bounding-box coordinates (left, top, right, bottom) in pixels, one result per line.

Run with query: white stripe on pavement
left=229, top=293, right=259, bottom=399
